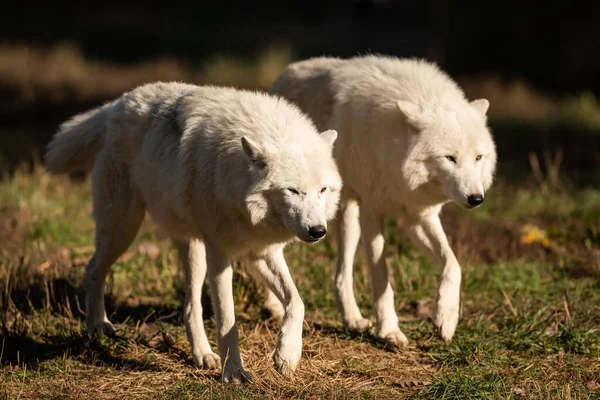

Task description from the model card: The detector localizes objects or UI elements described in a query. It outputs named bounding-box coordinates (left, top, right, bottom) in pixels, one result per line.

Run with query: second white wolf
left=270, top=55, right=497, bottom=346
left=43, top=82, right=343, bottom=381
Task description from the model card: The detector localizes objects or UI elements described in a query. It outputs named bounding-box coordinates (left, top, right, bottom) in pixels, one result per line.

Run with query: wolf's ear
left=470, top=98, right=490, bottom=117
left=241, top=136, right=267, bottom=168
left=397, top=100, right=422, bottom=125
left=320, top=129, right=338, bottom=147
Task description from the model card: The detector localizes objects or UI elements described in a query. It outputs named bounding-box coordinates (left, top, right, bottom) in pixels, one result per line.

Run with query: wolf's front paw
left=435, top=303, right=459, bottom=343
left=86, top=321, right=116, bottom=336
left=378, top=328, right=409, bottom=351
left=344, top=317, right=372, bottom=332
left=221, top=362, right=252, bottom=383
left=193, top=351, right=221, bottom=370
left=435, top=290, right=460, bottom=343
left=273, top=348, right=300, bottom=378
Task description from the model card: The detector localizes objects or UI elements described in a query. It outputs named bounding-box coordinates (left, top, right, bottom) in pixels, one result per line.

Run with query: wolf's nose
left=308, top=225, right=327, bottom=239
left=467, top=194, right=484, bottom=206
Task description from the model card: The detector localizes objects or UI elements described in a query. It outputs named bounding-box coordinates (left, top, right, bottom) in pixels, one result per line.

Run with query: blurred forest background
left=1, top=0, right=600, bottom=181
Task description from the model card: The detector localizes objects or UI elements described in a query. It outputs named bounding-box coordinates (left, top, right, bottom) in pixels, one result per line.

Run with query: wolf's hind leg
left=335, top=197, right=372, bottom=332
left=360, top=210, right=408, bottom=349
left=84, top=152, right=146, bottom=334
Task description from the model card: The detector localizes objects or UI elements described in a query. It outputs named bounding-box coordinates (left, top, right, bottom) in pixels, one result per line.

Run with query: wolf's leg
left=244, top=260, right=285, bottom=321
left=175, top=238, right=220, bottom=369
left=360, top=210, right=408, bottom=349
left=335, top=197, right=371, bottom=331
left=408, top=213, right=461, bottom=342
left=85, top=152, right=145, bottom=334
left=252, top=248, right=304, bottom=378
left=205, top=245, right=250, bottom=383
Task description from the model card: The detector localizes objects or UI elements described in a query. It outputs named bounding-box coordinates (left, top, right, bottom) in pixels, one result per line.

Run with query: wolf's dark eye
left=445, top=155, right=457, bottom=163
left=287, top=188, right=300, bottom=195
left=320, top=187, right=328, bottom=193
left=476, top=155, right=482, bottom=161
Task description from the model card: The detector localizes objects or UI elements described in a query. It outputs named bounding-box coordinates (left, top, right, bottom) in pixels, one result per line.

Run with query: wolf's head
left=399, top=98, right=497, bottom=209
left=241, top=129, right=342, bottom=243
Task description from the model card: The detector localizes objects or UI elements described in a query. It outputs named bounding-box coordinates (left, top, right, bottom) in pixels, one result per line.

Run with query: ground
left=1, top=42, right=600, bottom=399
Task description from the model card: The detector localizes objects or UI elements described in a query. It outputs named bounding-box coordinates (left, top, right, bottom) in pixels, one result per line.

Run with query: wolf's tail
left=43, top=99, right=118, bottom=174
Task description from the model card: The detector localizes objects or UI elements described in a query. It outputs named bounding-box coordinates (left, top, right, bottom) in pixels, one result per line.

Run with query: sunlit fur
left=44, top=81, right=343, bottom=381
left=270, top=54, right=497, bottom=345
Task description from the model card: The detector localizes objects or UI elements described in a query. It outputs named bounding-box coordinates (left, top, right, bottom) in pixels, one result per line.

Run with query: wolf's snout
left=308, top=225, right=327, bottom=239
left=467, top=194, right=484, bottom=207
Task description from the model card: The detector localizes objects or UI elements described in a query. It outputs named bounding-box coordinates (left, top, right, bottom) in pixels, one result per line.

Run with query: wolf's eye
left=287, top=188, right=300, bottom=195
left=320, top=187, right=328, bottom=193
left=476, top=155, right=482, bottom=161
left=445, top=155, right=457, bottom=163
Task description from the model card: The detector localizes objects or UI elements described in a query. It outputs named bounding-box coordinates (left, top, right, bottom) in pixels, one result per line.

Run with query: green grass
left=416, top=370, right=506, bottom=400
left=1, top=161, right=599, bottom=399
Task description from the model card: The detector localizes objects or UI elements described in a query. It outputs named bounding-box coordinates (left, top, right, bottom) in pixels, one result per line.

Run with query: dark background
left=1, top=0, right=599, bottom=182
left=2, top=1, right=599, bottom=97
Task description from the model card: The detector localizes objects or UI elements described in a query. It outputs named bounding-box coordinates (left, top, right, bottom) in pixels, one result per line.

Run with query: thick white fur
left=44, top=82, right=343, bottom=382
left=270, top=55, right=497, bottom=345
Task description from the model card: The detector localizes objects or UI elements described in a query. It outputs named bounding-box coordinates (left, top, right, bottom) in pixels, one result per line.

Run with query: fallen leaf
left=520, top=224, right=551, bottom=247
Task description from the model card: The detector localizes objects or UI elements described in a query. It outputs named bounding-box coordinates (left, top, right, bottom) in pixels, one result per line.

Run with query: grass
left=1, top=41, right=600, bottom=399
left=1, top=153, right=599, bottom=400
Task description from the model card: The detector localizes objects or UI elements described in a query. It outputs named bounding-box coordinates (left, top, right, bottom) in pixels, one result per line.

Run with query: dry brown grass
left=2, top=322, right=434, bottom=399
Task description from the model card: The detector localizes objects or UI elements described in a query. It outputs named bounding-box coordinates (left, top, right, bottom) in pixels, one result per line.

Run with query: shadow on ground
left=0, top=276, right=215, bottom=371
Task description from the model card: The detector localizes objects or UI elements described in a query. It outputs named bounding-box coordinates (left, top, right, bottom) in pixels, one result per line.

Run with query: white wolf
left=269, top=55, right=497, bottom=346
left=43, top=81, right=343, bottom=382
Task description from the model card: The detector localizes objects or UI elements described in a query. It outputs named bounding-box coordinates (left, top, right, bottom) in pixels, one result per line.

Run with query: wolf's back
left=270, top=57, right=344, bottom=131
